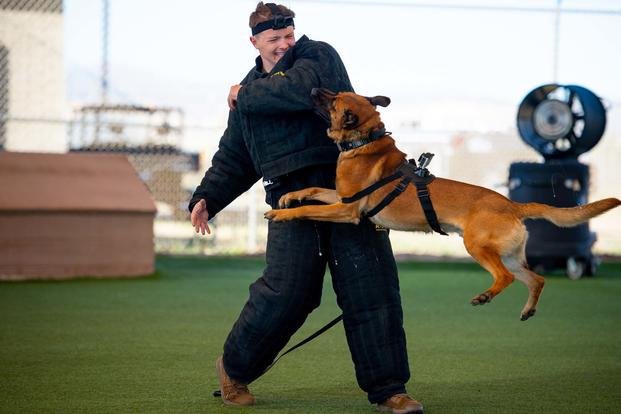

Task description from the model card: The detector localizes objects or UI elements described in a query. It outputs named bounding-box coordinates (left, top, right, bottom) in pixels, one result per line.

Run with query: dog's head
left=311, top=88, right=390, bottom=144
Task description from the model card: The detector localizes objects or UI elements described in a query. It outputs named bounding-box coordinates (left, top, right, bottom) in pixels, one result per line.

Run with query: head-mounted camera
left=251, top=3, right=295, bottom=35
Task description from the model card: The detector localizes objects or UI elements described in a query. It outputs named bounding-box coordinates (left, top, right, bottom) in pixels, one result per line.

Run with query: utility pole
left=552, top=0, right=562, bottom=83
left=95, top=0, right=109, bottom=143
left=101, top=0, right=109, bottom=104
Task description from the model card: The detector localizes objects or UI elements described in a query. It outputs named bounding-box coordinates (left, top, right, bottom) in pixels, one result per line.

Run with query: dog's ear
left=311, top=88, right=337, bottom=99
left=343, top=109, right=359, bottom=129
left=367, top=96, right=391, bottom=107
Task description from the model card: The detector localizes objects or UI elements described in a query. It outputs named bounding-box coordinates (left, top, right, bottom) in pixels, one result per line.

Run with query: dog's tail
left=518, top=198, right=621, bottom=227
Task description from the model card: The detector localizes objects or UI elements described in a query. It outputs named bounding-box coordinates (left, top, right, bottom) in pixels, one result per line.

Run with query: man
left=189, top=3, right=423, bottom=413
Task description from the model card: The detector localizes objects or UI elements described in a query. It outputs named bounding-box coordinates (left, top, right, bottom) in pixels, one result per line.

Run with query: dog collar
left=336, top=128, right=389, bottom=152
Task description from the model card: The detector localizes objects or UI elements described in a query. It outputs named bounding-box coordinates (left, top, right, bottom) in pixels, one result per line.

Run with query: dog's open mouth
left=311, top=88, right=337, bottom=125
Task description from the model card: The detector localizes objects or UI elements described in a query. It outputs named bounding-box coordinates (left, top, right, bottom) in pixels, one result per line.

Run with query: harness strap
left=365, top=176, right=410, bottom=218
left=413, top=181, right=449, bottom=235
left=341, top=171, right=403, bottom=204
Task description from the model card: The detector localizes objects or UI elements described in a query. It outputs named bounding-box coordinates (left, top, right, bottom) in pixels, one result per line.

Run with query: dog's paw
left=278, top=193, right=302, bottom=208
left=264, top=210, right=279, bottom=220
left=470, top=292, right=492, bottom=306
left=520, top=308, right=536, bottom=321
left=264, top=209, right=290, bottom=222
left=278, top=195, right=290, bottom=209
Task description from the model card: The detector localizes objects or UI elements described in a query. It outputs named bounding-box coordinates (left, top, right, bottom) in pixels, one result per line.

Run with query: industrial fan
left=509, top=84, right=607, bottom=278
left=516, top=84, right=606, bottom=159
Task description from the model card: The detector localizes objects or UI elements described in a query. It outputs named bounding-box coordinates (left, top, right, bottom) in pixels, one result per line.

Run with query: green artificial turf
left=1, top=256, right=620, bottom=413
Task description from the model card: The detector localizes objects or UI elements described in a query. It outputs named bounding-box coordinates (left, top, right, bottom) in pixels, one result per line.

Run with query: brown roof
left=0, top=152, right=156, bottom=213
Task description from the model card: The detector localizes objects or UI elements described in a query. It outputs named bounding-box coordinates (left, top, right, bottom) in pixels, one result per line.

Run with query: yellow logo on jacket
left=271, top=71, right=286, bottom=77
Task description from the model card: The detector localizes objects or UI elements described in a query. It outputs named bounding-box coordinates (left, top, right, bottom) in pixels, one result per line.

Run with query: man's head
left=249, top=2, right=296, bottom=72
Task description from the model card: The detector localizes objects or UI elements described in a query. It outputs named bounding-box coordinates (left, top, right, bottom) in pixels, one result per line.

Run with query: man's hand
left=228, top=84, right=242, bottom=110
left=190, top=199, right=211, bottom=235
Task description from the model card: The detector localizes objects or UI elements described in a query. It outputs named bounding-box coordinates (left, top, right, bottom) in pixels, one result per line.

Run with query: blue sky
left=63, top=0, right=621, bottom=147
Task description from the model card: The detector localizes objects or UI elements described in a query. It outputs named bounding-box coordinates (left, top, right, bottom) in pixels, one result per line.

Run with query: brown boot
left=377, top=393, right=424, bottom=414
left=215, top=356, right=256, bottom=406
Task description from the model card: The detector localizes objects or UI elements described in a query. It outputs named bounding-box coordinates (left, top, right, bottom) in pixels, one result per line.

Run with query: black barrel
left=508, top=161, right=596, bottom=277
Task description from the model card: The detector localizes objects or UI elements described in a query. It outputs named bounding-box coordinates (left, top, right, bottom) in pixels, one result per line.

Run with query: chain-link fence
left=2, top=1, right=621, bottom=257
left=0, top=0, right=65, bottom=152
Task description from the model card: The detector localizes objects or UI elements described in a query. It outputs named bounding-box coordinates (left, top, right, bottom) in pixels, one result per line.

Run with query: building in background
left=0, top=1, right=201, bottom=256
left=0, top=0, right=67, bottom=152
left=0, top=152, right=156, bottom=280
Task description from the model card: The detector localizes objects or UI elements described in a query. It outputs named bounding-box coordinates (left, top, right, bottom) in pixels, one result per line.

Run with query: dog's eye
left=343, top=110, right=359, bottom=129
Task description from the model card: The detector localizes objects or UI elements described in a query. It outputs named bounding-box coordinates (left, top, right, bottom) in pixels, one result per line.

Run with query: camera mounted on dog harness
left=416, top=152, right=434, bottom=177
left=251, top=3, right=295, bottom=35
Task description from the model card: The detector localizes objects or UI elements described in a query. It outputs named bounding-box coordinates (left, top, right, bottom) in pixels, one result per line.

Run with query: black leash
left=213, top=314, right=343, bottom=397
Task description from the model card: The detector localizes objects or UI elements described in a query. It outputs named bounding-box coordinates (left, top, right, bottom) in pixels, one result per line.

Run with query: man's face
left=250, top=26, right=296, bottom=72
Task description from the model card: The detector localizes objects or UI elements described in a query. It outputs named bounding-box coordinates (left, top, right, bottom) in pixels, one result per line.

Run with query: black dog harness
left=341, top=153, right=448, bottom=236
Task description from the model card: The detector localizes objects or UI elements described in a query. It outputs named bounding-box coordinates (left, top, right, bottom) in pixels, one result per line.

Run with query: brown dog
left=264, top=88, right=620, bottom=320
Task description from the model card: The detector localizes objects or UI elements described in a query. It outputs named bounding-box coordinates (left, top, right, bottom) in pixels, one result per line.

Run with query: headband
left=251, top=3, right=295, bottom=35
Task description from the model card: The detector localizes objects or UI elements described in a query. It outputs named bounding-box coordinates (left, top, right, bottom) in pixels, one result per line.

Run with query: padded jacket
left=189, top=35, right=354, bottom=218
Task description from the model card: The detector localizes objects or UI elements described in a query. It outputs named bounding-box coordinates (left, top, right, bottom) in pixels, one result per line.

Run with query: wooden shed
left=0, top=152, right=157, bottom=280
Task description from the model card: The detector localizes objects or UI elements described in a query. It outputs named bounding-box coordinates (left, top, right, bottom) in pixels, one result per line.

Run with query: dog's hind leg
left=497, top=224, right=545, bottom=320
left=463, top=241, right=515, bottom=307
left=502, top=252, right=545, bottom=321
left=514, top=267, right=545, bottom=321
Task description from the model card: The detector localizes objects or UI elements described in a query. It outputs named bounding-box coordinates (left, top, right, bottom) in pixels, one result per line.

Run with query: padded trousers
left=222, top=218, right=410, bottom=404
